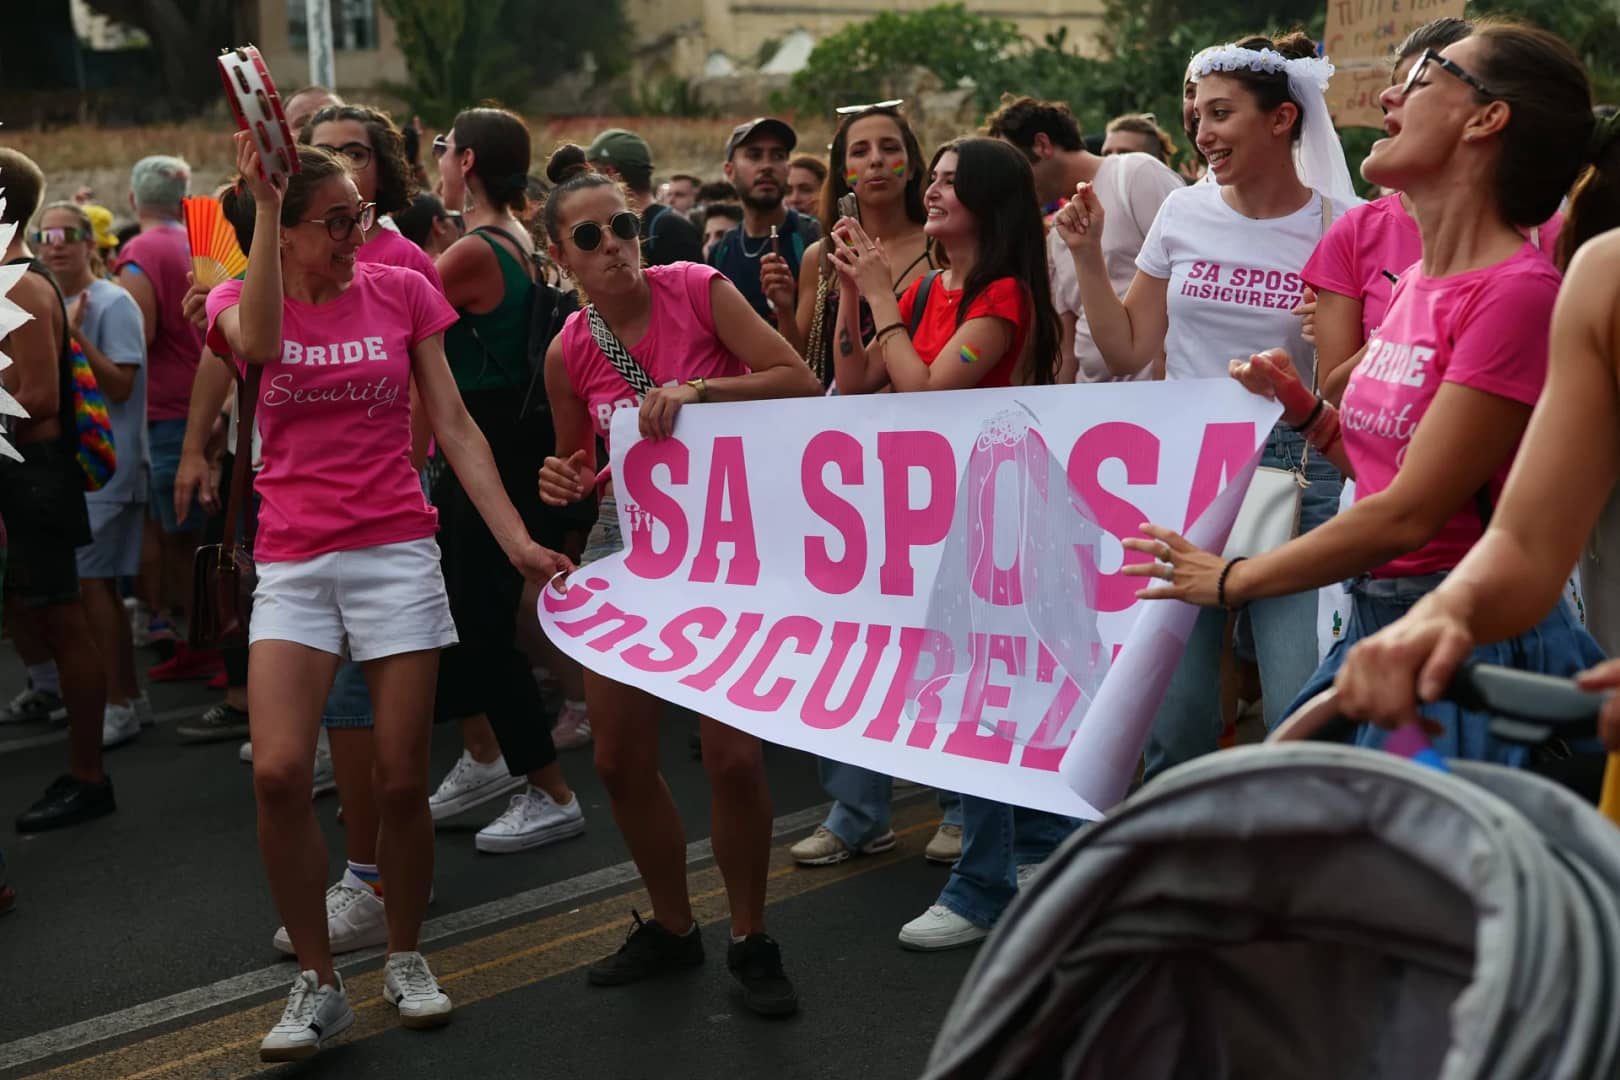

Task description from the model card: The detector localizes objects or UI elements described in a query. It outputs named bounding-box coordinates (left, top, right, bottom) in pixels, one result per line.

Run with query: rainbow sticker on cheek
left=845, top=170, right=860, bottom=188
left=960, top=344, right=980, bottom=365
left=891, top=162, right=907, bottom=179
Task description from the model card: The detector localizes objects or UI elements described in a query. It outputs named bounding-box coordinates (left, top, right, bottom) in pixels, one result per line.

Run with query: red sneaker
left=148, top=643, right=226, bottom=683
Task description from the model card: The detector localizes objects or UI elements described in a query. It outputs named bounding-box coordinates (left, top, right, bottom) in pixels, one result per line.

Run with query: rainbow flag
left=69, top=341, right=117, bottom=491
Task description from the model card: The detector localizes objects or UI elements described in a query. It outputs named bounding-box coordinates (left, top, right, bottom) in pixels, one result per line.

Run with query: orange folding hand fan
left=183, top=196, right=248, bottom=288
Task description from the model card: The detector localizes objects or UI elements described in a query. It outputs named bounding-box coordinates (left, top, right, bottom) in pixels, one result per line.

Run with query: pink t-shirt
left=559, top=262, right=748, bottom=449
left=358, top=225, right=445, bottom=291
left=1306, top=194, right=1565, bottom=342
left=1341, top=243, right=1559, bottom=579
left=114, top=224, right=204, bottom=422
left=205, top=263, right=456, bottom=562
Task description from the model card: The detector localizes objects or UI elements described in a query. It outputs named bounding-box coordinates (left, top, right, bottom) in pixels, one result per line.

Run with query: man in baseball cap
left=712, top=117, right=818, bottom=324
left=586, top=128, right=703, bottom=266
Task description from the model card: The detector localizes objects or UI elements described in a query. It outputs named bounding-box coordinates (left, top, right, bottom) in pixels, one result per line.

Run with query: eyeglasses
left=30, top=226, right=86, bottom=246
left=570, top=210, right=640, bottom=252
left=301, top=202, right=377, bottom=241
left=835, top=99, right=904, bottom=116
left=1400, top=48, right=1494, bottom=100
left=315, top=142, right=374, bottom=170
left=432, top=133, right=452, bottom=158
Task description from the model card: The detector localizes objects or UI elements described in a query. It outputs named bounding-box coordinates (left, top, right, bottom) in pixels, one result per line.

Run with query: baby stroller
left=922, top=664, right=1620, bottom=1080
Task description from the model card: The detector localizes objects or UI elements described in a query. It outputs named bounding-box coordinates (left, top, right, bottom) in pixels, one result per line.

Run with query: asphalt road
left=0, top=638, right=977, bottom=1080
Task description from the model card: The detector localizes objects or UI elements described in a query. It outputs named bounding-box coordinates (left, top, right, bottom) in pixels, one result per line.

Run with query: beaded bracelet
left=1217, top=557, right=1248, bottom=610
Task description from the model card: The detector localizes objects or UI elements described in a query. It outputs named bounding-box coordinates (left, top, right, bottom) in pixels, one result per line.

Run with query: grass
left=5, top=114, right=838, bottom=222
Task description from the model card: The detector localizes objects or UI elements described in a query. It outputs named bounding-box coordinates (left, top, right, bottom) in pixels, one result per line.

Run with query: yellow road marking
left=25, top=802, right=943, bottom=1080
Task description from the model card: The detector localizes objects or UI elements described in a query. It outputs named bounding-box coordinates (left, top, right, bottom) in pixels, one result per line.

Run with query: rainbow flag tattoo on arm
left=959, top=344, right=980, bottom=365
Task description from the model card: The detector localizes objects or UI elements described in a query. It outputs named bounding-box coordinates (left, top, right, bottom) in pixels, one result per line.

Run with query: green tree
left=784, top=5, right=1024, bottom=115
left=379, top=0, right=628, bottom=124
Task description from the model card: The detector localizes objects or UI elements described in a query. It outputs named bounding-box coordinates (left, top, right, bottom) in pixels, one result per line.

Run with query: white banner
left=540, top=382, right=1281, bottom=818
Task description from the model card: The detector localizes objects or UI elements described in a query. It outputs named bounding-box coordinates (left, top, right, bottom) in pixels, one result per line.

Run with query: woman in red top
left=826, top=136, right=1073, bottom=953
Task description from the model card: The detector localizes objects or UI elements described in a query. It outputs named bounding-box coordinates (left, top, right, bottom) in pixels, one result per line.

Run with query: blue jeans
left=938, top=797, right=1080, bottom=928
left=321, top=659, right=374, bottom=729
left=1143, top=425, right=1343, bottom=780
left=147, top=418, right=203, bottom=532
left=819, top=760, right=962, bottom=848
left=1286, top=573, right=1606, bottom=763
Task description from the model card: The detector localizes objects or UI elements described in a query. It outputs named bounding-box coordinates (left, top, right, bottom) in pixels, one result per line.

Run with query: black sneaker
left=727, top=934, right=799, bottom=1017
left=587, top=910, right=705, bottom=986
left=16, top=774, right=116, bottom=833
left=177, top=703, right=251, bottom=744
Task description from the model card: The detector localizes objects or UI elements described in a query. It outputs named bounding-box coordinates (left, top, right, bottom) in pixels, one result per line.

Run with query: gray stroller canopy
left=924, top=744, right=1620, bottom=1080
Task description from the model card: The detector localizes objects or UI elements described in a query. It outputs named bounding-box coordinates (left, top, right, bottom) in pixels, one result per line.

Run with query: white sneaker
left=259, top=970, right=354, bottom=1062
left=428, top=751, right=525, bottom=821
left=383, top=950, right=453, bottom=1028
left=132, top=694, right=155, bottom=728
left=898, top=905, right=990, bottom=952
left=475, top=787, right=586, bottom=854
left=101, top=702, right=141, bottom=748
left=272, top=870, right=388, bottom=956
left=550, top=701, right=592, bottom=750
left=312, top=746, right=337, bottom=798
left=3, top=685, right=66, bottom=725
left=238, top=740, right=253, bottom=763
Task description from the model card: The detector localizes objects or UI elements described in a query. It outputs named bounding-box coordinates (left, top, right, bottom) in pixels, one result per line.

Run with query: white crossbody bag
left=1222, top=193, right=1333, bottom=559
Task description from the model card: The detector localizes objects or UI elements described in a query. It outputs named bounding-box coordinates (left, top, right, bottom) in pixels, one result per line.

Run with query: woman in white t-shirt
left=1058, top=31, right=1359, bottom=779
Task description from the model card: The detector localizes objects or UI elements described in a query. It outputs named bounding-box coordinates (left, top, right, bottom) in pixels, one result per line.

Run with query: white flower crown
left=1189, top=45, right=1336, bottom=93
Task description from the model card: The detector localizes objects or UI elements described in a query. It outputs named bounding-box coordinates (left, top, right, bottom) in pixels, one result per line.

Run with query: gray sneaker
left=3, top=685, right=66, bottom=725
left=177, top=703, right=250, bottom=744
left=259, top=970, right=354, bottom=1062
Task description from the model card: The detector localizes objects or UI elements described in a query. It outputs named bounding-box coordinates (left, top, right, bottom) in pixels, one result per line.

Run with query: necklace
left=738, top=230, right=774, bottom=259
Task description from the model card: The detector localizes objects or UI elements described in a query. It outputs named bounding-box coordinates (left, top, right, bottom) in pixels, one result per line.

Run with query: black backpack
left=467, top=225, right=579, bottom=419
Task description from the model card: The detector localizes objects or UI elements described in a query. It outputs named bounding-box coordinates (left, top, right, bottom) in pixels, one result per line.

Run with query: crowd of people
left=4, top=12, right=1620, bottom=1063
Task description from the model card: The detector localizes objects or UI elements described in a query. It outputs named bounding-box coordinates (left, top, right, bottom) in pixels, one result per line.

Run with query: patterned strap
left=587, top=305, right=658, bottom=396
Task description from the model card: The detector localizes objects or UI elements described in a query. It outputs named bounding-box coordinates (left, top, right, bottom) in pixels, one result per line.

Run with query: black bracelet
left=1290, top=397, right=1326, bottom=434
left=1217, top=557, right=1248, bottom=610
left=870, top=321, right=905, bottom=343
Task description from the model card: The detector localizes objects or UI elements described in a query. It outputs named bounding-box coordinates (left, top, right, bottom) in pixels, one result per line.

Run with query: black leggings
left=211, top=452, right=249, bottom=690
left=433, top=390, right=566, bottom=776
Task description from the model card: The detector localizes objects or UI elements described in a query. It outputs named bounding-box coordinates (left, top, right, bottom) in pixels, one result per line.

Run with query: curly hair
left=983, top=94, right=1085, bottom=161
left=300, top=104, right=416, bottom=216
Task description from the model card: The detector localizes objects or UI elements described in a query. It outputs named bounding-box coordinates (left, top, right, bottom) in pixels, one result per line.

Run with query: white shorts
left=250, top=536, right=458, bottom=661
left=75, top=500, right=145, bottom=580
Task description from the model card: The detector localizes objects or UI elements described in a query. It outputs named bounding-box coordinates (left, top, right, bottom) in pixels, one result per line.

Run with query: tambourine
left=217, top=45, right=299, bottom=182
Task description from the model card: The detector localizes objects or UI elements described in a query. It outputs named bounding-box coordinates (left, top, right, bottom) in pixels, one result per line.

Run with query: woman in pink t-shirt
left=208, top=135, right=570, bottom=1061
left=1303, top=17, right=1562, bottom=405
left=536, top=146, right=820, bottom=1016
left=1120, top=24, right=1605, bottom=767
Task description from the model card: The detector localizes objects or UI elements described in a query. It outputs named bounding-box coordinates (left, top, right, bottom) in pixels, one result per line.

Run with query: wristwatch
left=686, top=377, right=709, bottom=403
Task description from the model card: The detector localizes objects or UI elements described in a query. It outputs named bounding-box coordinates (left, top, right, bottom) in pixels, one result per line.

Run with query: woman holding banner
left=536, top=145, right=821, bottom=1017
left=1062, top=31, right=1355, bottom=780
left=825, top=135, right=1076, bottom=952
left=1102, top=24, right=1611, bottom=763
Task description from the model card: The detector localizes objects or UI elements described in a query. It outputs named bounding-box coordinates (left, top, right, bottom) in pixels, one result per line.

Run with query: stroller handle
left=1267, top=660, right=1610, bottom=746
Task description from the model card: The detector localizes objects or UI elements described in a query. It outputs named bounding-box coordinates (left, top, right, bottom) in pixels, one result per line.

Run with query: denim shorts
left=321, top=659, right=374, bottom=729
left=1285, top=572, right=1607, bottom=765
left=147, top=418, right=204, bottom=533
left=579, top=496, right=622, bottom=567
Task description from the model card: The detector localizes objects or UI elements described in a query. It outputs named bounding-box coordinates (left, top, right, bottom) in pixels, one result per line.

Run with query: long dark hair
left=300, top=103, right=416, bottom=216
left=820, top=105, right=927, bottom=235
left=931, top=137, right=1058, bottom=386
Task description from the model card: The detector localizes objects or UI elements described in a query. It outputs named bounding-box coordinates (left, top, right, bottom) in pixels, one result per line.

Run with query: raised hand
left=1052, top=182, right=1105, bottom=256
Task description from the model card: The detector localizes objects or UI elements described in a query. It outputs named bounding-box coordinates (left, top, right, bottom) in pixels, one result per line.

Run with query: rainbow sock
left=347, top=861, right=383, bottom=897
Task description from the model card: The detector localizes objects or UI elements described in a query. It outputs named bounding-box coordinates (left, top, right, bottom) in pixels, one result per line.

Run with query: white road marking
left=0, top=797, right=921, bottom=1073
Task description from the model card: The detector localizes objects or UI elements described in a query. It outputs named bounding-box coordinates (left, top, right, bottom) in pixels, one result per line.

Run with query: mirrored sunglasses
left=31, top=226, right=87, bottom=246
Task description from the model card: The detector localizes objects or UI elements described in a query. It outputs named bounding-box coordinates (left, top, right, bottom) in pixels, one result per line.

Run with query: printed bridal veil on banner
left=540, top=382, right=1282, bottom=817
